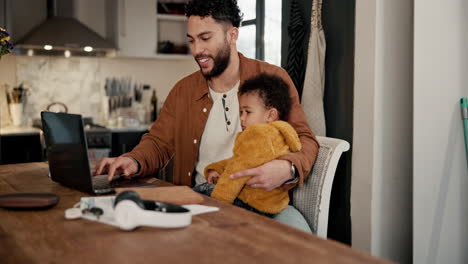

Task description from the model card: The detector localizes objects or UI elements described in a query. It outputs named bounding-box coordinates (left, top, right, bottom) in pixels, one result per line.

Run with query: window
left=237, top=0, right=282, bottom=66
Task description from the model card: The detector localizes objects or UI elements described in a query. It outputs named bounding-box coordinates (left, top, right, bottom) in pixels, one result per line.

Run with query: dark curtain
left=321, top=0, right=355, bottom=246
left=282, top=0, right=355, bottom=246
left=285, top=0, right=309, bottom=98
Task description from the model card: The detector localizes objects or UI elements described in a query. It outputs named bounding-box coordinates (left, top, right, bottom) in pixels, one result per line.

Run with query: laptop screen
left=41, top=112, right=87, bottom=146
left=41, top=112, right=94, bottom=193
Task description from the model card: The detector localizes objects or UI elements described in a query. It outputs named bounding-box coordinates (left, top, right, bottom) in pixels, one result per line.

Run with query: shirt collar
left=193, top=72, right=210, bottom=101
left=238, top=52, right=250, bottom=86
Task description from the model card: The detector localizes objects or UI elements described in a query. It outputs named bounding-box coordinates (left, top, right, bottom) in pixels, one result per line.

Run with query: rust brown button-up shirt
left=124, top=53, right=319, bottom=190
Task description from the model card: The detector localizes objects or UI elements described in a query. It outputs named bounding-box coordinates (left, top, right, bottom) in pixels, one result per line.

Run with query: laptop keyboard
left=92, top=174, right=112, bottom=190
left=91, top=174, right=156, bottom=193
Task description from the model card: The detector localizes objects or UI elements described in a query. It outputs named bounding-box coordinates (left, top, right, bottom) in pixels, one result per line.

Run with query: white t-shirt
left=194, top=82, right=242, bottom=185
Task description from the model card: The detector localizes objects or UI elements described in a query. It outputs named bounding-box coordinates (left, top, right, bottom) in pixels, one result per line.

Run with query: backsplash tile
left=16, top=56, right=103, bottom=123
left=10, top=55, right=197, bottom=126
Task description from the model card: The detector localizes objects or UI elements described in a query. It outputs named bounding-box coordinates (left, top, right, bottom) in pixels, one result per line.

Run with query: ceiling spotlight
left=83, top=46, right=93, bottom=52
left=64, top=50, right=71, bottom=58
left=27, top=49, right=34, bottom=56
left=44, top=45, right=53, bottom=50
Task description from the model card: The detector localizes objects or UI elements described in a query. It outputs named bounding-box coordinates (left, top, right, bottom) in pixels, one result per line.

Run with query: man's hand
left=229, top=160, right=293, bottom=191
left=207, top=170, right=220, bottom=184
left=93, top=156, right=139, bottom=181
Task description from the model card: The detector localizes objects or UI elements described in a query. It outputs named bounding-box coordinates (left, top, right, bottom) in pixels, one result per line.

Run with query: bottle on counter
left=141, top=85, right=151, bottom=124
left=150, top=89, right=158, bottom=122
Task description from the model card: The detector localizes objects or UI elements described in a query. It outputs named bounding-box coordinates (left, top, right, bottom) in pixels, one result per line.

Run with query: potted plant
left=0, top=27, right=14, bottom=58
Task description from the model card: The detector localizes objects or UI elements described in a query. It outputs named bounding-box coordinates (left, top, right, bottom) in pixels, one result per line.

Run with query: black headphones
left=114, top=191, right=146, bottom=209
left=113, top=191, right=191, bottom=231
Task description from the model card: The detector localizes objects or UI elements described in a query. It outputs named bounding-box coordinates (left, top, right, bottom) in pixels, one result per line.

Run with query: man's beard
left=196, top=42, right=231, bottom=78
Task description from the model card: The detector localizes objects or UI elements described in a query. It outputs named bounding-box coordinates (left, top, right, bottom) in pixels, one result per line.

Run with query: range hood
left=14, top=0, right=117, bottom=57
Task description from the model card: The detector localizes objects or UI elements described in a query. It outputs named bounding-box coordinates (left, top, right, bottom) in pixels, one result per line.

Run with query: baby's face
left=239, top=93, right=276, bottom=130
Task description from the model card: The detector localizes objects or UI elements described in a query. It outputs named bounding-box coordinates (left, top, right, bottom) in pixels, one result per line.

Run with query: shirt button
left=227, top=121, right=231, bottom=125
left=188, top=172, right=191, bottom=177
left=225, top=107, right=229, bottom=111
left=203, top=108, right=207, bottom=113
left=193, top=139, right=197, bottom=144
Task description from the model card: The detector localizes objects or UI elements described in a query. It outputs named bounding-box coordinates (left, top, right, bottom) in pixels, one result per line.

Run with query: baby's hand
left=207, top=170, right=220, bottom=184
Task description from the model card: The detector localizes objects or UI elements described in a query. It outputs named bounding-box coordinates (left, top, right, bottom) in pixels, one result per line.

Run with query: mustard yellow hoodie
left=205, top=121, right=301, bottom=214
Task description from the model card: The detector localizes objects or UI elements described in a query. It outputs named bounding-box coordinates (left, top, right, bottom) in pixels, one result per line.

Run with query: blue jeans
left=193, top=183, right=276, bottom=218
left=193, top=183, right=313, bottom=233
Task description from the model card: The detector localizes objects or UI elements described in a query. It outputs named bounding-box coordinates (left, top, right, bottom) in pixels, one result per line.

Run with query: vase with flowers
left=0, top=27, right=14, bottom=58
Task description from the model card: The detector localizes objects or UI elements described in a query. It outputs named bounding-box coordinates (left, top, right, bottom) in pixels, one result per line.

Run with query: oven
left=86, top=129, right=112, bottom=160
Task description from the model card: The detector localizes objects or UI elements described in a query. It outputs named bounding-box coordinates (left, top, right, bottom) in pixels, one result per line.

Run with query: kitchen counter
left=104, top=125, right=151, bottom=132
left=1, top=125, right=151, bottom=164
left=0, top=125, right=151, bottom=136
left=0, top=126, right=42, bottom=136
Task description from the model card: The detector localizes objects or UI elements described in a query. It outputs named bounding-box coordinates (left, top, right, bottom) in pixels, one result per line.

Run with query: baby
left=195, top=73, right=301, bottom=217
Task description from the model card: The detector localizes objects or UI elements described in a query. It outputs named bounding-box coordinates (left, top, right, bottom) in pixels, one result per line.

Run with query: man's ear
left=229, top=27, right=239, bottom=42
left=267, top=108, right=279, bottom=122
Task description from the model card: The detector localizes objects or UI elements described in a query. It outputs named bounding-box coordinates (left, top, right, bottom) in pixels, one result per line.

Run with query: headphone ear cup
left=114, top=200, right=141, bottom=231
left=113, top=190, right=145, bottom=209
left=113, top=191, right=146, bottom=231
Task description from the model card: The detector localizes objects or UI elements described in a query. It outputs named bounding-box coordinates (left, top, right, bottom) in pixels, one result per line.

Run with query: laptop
left=41, top=111, right=155, bottom=194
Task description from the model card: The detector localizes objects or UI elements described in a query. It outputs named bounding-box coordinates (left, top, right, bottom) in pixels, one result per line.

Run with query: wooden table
left=0, top=162, right=390, bottom=264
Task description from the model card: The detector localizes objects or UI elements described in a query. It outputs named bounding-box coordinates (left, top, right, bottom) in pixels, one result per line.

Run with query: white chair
left=292, top=136, right=350, bottom=238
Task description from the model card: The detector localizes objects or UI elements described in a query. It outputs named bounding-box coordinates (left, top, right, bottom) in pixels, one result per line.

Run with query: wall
left=9, top=0, right=47, bottom=41
left=372, top=1, right=413, bottom=261
left=74, top=0, right=107, bottom=38
left=0, top=55, right=196, bottom=126
left=0, top=54, right=16, bottom=86
left=413, top=0, right=468, bottom=263
left=0, top=55, right=17, bottom=127
left=353, top=0, right=413, bottom=263
left=352, top=0, right=376, bottom=252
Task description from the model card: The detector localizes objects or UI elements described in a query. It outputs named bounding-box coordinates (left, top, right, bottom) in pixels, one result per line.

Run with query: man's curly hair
left=185, top=0, right=243, bottom=27
left=239, top=73, right=292, bottom=121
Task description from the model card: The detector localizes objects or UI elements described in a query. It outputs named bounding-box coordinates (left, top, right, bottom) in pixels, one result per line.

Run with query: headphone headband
left=113, top=190, right=192, bottom=230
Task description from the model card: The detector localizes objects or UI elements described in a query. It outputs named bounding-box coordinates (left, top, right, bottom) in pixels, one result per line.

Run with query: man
left=94, top=0, right=319, bottom=232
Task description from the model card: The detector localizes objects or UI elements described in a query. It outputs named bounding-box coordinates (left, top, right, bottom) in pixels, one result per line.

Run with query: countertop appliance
left=85, top=125, right=112, bottom=161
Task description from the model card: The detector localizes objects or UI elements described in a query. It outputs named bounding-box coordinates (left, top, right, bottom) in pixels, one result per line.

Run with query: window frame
left=239, top=0, right=265, bottom=61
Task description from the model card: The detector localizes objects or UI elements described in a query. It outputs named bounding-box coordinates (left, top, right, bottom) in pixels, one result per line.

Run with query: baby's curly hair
left=185, top=0, right=243, bottom=27
left=239, top=73, right=292, bottom=121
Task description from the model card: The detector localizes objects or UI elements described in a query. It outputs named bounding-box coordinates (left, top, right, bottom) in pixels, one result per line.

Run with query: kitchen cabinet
left=0, top=127, right=153, bottom=165
left=0, top=134, right=43, bottom=165
left=155, top=0, right=189, bottom=58
left=0, top=0, right=6, bottom=27
left=116, top=0, right=157, bottom=58
left=0, top=128, right=173, bottom=181
left=116, top=0, right=190, bottom=59
left=3, top=0, right=47, bottom=42
left=110, top=130, right=173, bottom=182
left=111, top=131, right=147, bottom=157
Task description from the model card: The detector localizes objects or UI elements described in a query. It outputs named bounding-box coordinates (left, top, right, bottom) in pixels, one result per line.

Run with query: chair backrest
left=292, top=136, right=350, bottom=238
